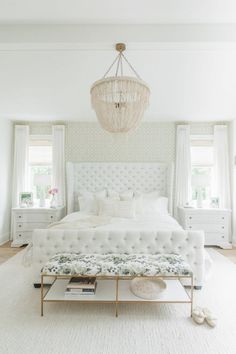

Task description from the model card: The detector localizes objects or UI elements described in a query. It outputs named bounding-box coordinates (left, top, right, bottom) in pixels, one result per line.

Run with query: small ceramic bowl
left=130, top=277, right=167, bottom=300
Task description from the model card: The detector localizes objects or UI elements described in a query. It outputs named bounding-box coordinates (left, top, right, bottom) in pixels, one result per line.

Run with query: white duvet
left=58, top=211, right=183, bottom=231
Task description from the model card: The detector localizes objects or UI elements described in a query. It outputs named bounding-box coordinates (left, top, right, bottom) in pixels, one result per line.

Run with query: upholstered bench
left=40, top=252, right=194, bottom=317
left=41, top=252, right=193, bottom=277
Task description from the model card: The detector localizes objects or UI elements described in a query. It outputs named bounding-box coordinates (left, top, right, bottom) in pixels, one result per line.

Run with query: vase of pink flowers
left=49, top=188, right=58, bottom=208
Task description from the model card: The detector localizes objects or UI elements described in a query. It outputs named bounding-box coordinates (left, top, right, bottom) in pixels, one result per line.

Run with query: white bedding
left=58, top=211, right=182, bottom=231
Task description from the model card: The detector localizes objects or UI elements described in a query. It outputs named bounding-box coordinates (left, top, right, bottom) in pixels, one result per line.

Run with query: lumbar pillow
left=98, top=198, right=136, bottom=218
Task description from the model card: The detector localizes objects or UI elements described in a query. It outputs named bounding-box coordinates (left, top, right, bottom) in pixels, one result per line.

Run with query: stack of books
left=65, top=277, right=97, bottom=297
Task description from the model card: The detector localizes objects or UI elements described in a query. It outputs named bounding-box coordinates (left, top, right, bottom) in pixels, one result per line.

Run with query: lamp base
left=196, top=189, right=203, bottom=208
left=39, top=197, right=45, bottom=208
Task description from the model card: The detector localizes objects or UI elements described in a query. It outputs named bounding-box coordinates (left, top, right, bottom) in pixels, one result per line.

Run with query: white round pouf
left=130, top=277, right=167, bottom=300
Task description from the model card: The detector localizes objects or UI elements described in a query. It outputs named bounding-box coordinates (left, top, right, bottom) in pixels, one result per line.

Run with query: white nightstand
left=11, top=206, right=66, bottom=247
left=178, top=207, right=232, bottom=249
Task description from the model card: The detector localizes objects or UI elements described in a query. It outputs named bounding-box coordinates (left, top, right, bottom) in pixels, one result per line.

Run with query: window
left=190, top=135, right=214, bottom=206
left=29, top=135, right=52, bottom=203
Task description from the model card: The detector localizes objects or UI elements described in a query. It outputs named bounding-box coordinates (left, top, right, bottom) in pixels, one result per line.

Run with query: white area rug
left=0, top=249, right=236, bottom=354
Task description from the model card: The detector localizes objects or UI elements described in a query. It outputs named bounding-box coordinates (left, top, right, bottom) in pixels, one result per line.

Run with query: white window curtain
left=52, top=125, right=65, bottom=207
left=213, top=125, right=231, bottom=209
left=174, top=125, right=191, bottom=216
left=12, top=125, right=29, bottom=207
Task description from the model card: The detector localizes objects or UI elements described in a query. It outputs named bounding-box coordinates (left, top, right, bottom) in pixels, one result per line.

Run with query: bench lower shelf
left=45, top=279, right=190, bottom=302
left=41, top=277, right=193, bottom=316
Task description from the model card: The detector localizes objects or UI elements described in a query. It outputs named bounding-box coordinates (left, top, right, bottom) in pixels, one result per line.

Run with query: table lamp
left=34, top=174, right=51, bottom=207
left=191, top=174, right=210, bottom=208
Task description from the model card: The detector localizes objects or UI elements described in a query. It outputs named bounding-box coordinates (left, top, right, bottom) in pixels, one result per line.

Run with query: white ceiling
left=1, top=41, right=236, bottom=122
left=0, top=1, right=236, bottom=123
left=0, top=0, right=236, bottom=24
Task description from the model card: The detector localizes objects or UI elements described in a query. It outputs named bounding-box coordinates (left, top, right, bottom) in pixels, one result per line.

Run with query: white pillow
left=78, top=189, right=107, bottom=214
left=142, top=191, right=161, bottom=201
left=107, top=189, right=120, bottom=200
left=115, top=199, right=136, bottom=218
left=107, top=189, right=134, bottom=201
left=120, top=190, right=134, bottom=201
left=142, top=196, right=169, bottom=216
left=98, top=198, right=136, bottom=218
left=97, top=198, right=116, bottom=217
left=155, top=197, right=169, bottom=215
left=133, top=192, right=143, bottom=215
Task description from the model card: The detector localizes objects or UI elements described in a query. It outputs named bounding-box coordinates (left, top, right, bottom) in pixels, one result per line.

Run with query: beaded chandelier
left=90, top=43, right=150, bottom=133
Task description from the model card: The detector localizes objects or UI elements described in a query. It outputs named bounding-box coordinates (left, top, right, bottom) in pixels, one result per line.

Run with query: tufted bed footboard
left=32, top=229, right=205, bottom=287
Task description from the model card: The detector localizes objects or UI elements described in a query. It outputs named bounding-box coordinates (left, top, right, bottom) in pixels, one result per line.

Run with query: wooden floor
left=0, top=241, right=236, bottom=265
left=213, top=247, right=236, bottom=264
left=0, top=241, right=26, bottom=265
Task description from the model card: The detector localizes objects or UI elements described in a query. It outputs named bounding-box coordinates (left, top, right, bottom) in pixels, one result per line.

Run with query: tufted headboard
left=66, top=162, right=174, bottom=215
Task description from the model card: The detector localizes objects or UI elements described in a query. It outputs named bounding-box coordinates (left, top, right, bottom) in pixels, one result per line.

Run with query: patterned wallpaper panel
left=65, top=122, right=176, bottom=163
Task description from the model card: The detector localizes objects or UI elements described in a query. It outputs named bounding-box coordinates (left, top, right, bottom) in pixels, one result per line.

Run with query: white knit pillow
left=98, top=198, right=136, bottom=218
left=78, top=189, right=107, bottom=214
left=107, top=189, right=134, bottom=201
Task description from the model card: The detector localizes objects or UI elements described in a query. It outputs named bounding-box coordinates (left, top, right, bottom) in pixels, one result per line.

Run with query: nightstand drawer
left=205, top=232, right=226, bottom=245
left=16, top=231, right=32, bottom=241
left=186, top=223, right=228, bottom=232
left=15, top=212, right=55, bottom=223
left=185, top=214, right=227, bottom=224
left=16, top=222, right=49, bottom=231
left=177, top=206, right=231, bottom=249
left=11, top=206, right=66, bottom=247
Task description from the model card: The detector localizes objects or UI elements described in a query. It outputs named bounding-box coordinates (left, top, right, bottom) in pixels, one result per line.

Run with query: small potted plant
left=48, top=188, right=58, bottom=208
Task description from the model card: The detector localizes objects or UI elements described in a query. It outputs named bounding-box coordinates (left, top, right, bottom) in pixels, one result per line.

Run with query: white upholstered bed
left=32, top=162, right=208, bottom=287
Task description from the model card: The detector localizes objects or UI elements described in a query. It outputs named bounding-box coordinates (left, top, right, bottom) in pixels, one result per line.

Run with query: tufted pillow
left=78, top=189, right=107, bottom=214
left=98, top=198, right=136, bottom=218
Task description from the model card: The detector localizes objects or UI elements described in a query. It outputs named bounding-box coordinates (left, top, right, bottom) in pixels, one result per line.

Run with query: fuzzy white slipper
left=192, top=307, right=205, bottom=325
left=203, top=308, right=217, bottom=328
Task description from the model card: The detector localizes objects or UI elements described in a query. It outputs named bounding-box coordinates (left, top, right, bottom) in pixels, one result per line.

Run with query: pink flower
left=49, top=188, right=58, bottom=196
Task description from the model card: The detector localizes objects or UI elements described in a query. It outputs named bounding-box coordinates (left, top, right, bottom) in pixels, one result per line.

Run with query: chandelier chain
left=120, top=53, right=141, bottom=80
left=102, top=53, right=120, bottom=78
left=115, top=53, right=122, bottom=77
left=102, top=52, right=141, bottom=79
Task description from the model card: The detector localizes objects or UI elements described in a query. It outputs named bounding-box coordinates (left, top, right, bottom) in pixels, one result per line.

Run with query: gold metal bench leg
left=190, top=275, right=193, bottom=317
left=115, top=277, right=119, bottom=317
left=41, top=275, right=44, bottom=317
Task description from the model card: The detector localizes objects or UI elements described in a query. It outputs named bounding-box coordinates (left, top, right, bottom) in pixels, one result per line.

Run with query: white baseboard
left=0, top=232, right=10, bottom=246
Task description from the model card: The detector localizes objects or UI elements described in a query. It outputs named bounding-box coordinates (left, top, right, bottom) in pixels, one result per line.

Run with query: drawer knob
left=19, top=225, right=22, bottom=228
left=222, top=226, right=224, bottom=229
left=189, top=226, right=192, bottom=229
left=222, top=217, right=225, bottom=220
left=222, top=236, right=225, bottom=239
left=19, top=234, right=21, bottom=237
left=19, top=216, right=22, bottom=218
left=50, top=216, right=53, bottom=219
left=189, top=216, right=192, bottom=219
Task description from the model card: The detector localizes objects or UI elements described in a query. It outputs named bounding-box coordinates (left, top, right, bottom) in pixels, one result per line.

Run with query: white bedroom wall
left=229, top=120, right=236, bottom=246
left=0, top=118, right=12, bottom=244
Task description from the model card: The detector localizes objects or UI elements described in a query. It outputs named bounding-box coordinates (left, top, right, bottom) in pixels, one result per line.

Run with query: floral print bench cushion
left=41, top=253, right=192, bottom=277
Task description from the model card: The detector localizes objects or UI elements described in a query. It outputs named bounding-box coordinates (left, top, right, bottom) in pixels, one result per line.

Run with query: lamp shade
left=191, top=174, right=210, bottom=187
